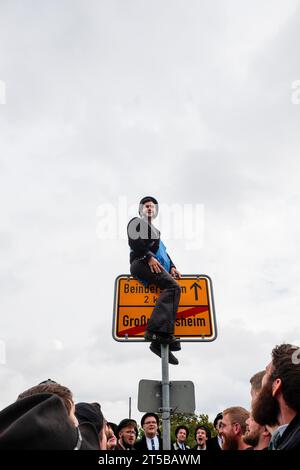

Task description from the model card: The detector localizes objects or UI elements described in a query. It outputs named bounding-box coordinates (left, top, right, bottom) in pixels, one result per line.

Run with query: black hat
left=175, top=425, right=189, bottom=438
left=139, top=196, right=159, bottom=216
left=75, top=402, right=103, bottom=434
left=213, top=412, right=223, bottom=429
left=0, top=393, right=99, bottom=450
left=116, top=418, right=138, bottom=438
left=141, top=412, right=159, bottom=427
left=107, top=421, right=118, bottom=436
left=194, top=424, right=211, bottom=440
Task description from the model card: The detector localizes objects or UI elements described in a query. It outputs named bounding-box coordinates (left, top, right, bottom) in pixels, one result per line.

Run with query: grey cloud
left=0, top=231, right=13, bottom=253
left=0, top=270, right=23, bottom=295
left=1, top=0, right=300, bottom=424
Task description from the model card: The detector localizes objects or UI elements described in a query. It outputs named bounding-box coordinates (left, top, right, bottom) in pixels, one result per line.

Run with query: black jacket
left=127, top=217, right=175, bottom=268
left=135, top=436, right=163, bottom=451
left=206, top=436, right=222, bottom=451
left=277, top=414, right=300, bottom=450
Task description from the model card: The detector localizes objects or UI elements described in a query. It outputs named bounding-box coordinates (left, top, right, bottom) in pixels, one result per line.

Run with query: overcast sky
left=1, top=0, right=300, bottom=427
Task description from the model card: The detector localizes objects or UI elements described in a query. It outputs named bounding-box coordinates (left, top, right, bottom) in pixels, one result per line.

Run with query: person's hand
left=170, top=267, right=181, bottom=278
left=148, top=256, right=163, bottom=273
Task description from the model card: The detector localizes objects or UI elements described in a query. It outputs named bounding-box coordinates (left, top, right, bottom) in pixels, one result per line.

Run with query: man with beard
left=116, top=419, right=138, bottom=450
left=243, top=413, right=271, bottom=450
left=249, top=369, right=278, bottom=446
left=219, top=407, right=252, bottom=450
left=252, top=343, right=300, bottom=450
left=193, top=425, right=211, bottom=450
left=250, top=370, right=265, bottom=406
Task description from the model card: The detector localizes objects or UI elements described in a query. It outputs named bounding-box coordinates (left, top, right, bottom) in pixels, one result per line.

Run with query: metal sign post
left=160, top=344, right=171, bottom=450
left=114, top=274, right=217, bottom=450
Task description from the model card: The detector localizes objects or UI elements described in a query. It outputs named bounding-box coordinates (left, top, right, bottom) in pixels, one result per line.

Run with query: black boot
left=144, top=330, right=180, bottom=346
left=149, top=342, right=179, bottom=365
left=169, top=340, right=181, bottom=352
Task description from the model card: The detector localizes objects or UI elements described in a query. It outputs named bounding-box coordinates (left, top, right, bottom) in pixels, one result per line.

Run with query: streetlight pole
left=129, top=396, right=132, bottom=419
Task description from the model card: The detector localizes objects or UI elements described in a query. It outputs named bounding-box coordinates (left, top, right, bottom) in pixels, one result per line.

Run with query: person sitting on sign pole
left=127, top=196, right=181, bottom=365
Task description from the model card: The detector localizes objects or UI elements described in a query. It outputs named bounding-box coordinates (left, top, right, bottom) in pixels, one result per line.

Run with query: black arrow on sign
left=190, top=282, right=202, bottom=301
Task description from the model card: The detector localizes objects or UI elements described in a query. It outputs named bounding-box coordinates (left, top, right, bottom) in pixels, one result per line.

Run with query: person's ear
left=233, top=422, right=241, bottom=435
left=272, top=378, right=282, bottom=397
left=263, top=426, right=271, bottom=438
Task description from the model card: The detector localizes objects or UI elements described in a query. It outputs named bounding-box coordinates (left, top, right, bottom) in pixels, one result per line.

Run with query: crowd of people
left=0, top=343, right=300, bottom=450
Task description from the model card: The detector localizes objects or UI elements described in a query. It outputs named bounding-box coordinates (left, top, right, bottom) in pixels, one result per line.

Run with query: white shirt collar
left=146, top=435, right=159, bottom=450
left=277, top=424, right=289, bottom=436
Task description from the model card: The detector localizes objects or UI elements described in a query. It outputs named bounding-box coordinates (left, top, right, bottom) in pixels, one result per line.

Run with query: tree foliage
left=162, top=413, right=215, bottom=448
left=137, top=413, right=216, bottom=448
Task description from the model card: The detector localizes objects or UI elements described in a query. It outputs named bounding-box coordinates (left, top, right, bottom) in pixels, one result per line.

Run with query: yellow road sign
left=113, top=275, right=217, bottom=342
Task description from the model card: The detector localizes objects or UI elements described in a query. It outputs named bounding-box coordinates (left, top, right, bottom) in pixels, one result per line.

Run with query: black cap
left=139, top=196, right=159, bottom=217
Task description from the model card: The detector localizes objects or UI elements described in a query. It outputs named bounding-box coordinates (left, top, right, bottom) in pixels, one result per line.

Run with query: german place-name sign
left=112, top=275, right=217, bottom=342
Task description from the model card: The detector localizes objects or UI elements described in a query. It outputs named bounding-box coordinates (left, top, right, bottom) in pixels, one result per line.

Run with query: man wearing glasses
left=135, top=413, right=162, bottom=451
left=116, top=419, right=138, bottom=450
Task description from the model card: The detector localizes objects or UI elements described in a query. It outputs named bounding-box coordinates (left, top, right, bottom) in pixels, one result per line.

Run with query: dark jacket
left=135, top=435, right=163, bottom=451
left=0, top=393, right=99, bottom=450
left=127, top=217, right=175, bottom=268
left=206, top=436, right=222, bottom=451
left=277, top=414, right=300, bottom=450
left=116, top=441, right=135, bottom=450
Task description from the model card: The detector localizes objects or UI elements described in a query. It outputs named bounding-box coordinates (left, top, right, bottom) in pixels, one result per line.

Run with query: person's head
left=220, top=407, right=250, bottom=450
left=18, top=379, right=78, bottom=427
left=107, top=421, right=118, bottom=436
left=252, top=343, right=300, bottom=427
left=250, top=371, right=265, bottom=405
left=75, top=402, right=106, bottom=449
left=243, top=414, right=271, bottom=449
left=141, top=412, right=159, bottom=438
left=75, top=402, right=103, bottom=433
left=195, top=425, right=210, bottom=448
left=139, top=196, right=158, bottom=220
left=0, top=393, right=99, bottom=450
left=175, top=425, right=189, bottom=443
left=106, top=422, right=117, bottom=450
left=116, top=419, right=138, bottom=448
left=213, top=412, right=223, bottom=435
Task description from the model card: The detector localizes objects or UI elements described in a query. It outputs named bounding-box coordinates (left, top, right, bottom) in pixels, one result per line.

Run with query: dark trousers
left=130, top=259, right=181, bottom=335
